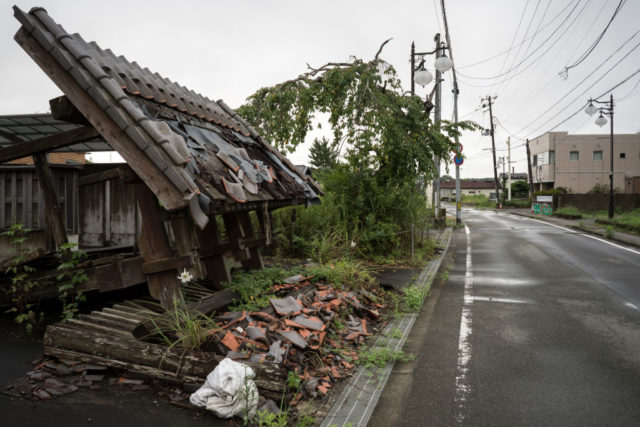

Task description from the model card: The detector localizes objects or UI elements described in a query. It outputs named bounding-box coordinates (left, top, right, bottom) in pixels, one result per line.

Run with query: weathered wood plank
left=80, top=255, right=145, bottom=293
left=141, top=255, right=191, bottom=276
left=196, top=217, right=231, bottom=288
left=135, top=184, right=182, bottom=308
left=238, top=212, right=263, bottom=270
left=78, top=165, right=137, bottom=187
left=33, top=153, right=68, bottom=250
left=43, top=324, right=285, bottom=393
left=43, top=345, right=284, bottom=399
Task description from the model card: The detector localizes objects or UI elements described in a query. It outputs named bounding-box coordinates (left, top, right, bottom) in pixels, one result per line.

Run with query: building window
left=593, top=150, right=603, bottom=160
left=532, top=155, right=538, bottom=166
left=549, top=150, right=555, bottom=165
left=620, top=152, right=626, bottom=159
left=569, top=151, right=579, bottom=161
left=469, top=191, right=476, bottom=194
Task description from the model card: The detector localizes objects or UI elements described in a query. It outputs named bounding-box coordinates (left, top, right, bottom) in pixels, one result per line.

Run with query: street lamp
left=411, top=34, right=452, bottom=217
left=585, top=94, right=615, bottom=219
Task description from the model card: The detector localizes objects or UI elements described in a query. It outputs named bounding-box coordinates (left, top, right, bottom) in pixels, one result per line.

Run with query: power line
left=527, top=67, right=640, bottom=139
left=500, top=0, right=552, bottom=95
left=456, top=0, right=577, bottom=70
left=502, top=0, right=594, bottom=119
left=560, top=0, right=627, bottom=78
left=516, top=37, right=640, bottom=136
left=457, top=0, right=582, bottom=81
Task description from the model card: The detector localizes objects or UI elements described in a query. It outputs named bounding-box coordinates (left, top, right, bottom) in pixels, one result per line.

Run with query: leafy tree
left=510, top=180, right=529, bottom=198
left=238, top=40, right=478, bottom=257
left=309, top=137, right=338, bottom=171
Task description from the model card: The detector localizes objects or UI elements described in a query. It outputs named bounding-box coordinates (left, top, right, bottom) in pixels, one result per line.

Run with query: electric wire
left=502, top=0, right=593, bottom=120
left=493, top=0, right=531, bottom=88
left=456, top=0, right=577, bottom=70
left=457, top=0, right=582, bottom=81
left=526, top=67, right=640, bottom=139
left=561, top=0, right=627, bottom=78
left=500, top=0, right=552, bottom=95
left=515, top=38, right=640, bottom=136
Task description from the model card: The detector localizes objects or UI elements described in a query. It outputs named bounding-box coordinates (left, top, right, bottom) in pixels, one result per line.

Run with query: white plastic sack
left=189, top=358, right=259, bottom=419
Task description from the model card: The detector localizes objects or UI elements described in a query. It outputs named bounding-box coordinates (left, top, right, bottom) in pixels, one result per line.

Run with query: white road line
left=454, top=225, right=474, bottom=422
left=525, top=217, right=640, bottom=255
left=472, top=296, right=533, bottom=304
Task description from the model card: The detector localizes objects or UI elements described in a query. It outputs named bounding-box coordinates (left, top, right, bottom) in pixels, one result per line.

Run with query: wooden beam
left=0, top=126, right=99, bottom=164
left=141, top=255, right=191, bottom=276
left=14, top=28, right=185, bottom=211
left=33, top=152, right=68, bottom=250
left=78, top=164, right=137, bottom=187
left=49, top=95, right=91, bottom=126
left=80, top=256, right=145, bottom=293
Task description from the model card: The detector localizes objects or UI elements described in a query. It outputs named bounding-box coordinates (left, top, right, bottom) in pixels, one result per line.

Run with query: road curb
left=320, top=227, right=453, bottom=427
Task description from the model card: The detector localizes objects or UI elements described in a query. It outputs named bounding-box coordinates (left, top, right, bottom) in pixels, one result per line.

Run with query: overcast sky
left=1, top=0, right=639, bottom=178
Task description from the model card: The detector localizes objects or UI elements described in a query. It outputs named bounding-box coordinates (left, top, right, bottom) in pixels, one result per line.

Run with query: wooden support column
left=196, top=217, right=231, bottom=289
left=135, top=184, right=182, bottom=309
left=222, top=214, right=250, bottom=263
left=257, top=202, right=272, bottom=247
left=33, top=152, right=68, bottom=251
left=237, top=212, right=263, bottom=270
left=170, top=215, right=205, bottom=279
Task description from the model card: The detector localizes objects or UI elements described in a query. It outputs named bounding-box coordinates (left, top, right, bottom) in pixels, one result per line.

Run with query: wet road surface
left=371, top=208, right=640, bottom=426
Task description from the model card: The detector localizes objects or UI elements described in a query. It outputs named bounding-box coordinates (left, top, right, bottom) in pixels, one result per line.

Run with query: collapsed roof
left=12, top=6, right=321, bottom=228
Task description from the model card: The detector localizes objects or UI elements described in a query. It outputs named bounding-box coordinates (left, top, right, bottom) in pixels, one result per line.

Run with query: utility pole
left=483, top=95, right=500, bottom=203
left=433, top=33, right=442, bottom=216
left=453, top=80, right=461, bottom=225
left=507, top=136, right=512, bottom=201
left=526, top=138, right=534, bottom=199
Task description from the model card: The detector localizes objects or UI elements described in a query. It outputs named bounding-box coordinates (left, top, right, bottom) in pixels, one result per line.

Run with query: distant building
left=440, top=179, right=501, bottom=201
left=499, top=172, right=528, bottom=182
left=528, top=131, right=640, bottom=193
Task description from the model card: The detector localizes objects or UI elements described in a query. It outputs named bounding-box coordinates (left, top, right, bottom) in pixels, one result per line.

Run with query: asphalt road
left=370, top=208, right=640, bottom=426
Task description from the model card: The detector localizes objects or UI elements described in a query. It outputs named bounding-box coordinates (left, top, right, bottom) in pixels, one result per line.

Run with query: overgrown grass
left=554, top=206, right=585, bottom=217
left=224, top=261, right=376, bottom=311
left=357, top=346, right=415, bottom=370
left=461, top=194, right=495, bottom=208
left=152, top=300, right=219, bottom=354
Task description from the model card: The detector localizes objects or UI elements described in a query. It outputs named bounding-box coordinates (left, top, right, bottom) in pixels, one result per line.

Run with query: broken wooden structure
left=3, top=6, right=322, bottom=311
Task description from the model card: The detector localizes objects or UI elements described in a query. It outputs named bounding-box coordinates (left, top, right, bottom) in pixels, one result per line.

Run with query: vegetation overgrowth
left=239, top=40, right=478, bottom=262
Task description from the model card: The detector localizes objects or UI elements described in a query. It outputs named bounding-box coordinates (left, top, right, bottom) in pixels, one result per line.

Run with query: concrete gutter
left=320, top=227, right=453, bottom=427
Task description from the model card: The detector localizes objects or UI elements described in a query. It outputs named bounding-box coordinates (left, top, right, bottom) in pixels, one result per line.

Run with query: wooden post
left=33, top=152, right=68, bottom=251
left=170, top=214, right=205, bottom=279
left=223, top=214, right=250, bottom=262
left=238, top=212, right=263, bottom=270
left=135, top=184, right=182, bottom=309
left=196, top=217, right=232, bottom=289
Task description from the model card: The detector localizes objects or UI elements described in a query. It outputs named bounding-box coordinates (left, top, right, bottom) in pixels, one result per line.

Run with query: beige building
left=529, top=131, right=640, bottom=193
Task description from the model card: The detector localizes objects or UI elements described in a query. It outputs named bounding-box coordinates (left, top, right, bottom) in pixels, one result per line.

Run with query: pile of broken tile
left=210, top=274, right=386, bottom=403
left=5, top=358, right=151, bottom=401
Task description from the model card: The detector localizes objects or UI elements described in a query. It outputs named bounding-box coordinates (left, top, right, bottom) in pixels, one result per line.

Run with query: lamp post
left=585, top=94, right=614, bottom=219
left=410, top=34, right=453, bottom=216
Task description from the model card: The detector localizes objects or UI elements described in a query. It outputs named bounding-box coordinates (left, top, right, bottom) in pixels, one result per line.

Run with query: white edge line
left=525, top=217, right=640, bottom=255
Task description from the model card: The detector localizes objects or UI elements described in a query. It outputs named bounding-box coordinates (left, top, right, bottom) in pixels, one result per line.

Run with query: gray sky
left=1, top=0, right=639, bottom=178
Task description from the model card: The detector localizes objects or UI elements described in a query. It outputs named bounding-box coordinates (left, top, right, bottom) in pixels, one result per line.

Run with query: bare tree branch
left=375, top=38, right=393, bottom=60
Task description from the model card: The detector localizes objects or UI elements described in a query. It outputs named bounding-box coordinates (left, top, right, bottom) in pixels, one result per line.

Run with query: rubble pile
left=208, top=274, right=386, bottom=403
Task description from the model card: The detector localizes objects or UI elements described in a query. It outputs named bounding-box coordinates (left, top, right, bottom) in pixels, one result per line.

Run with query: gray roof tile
left=13, top=6, right=322, bottom=216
